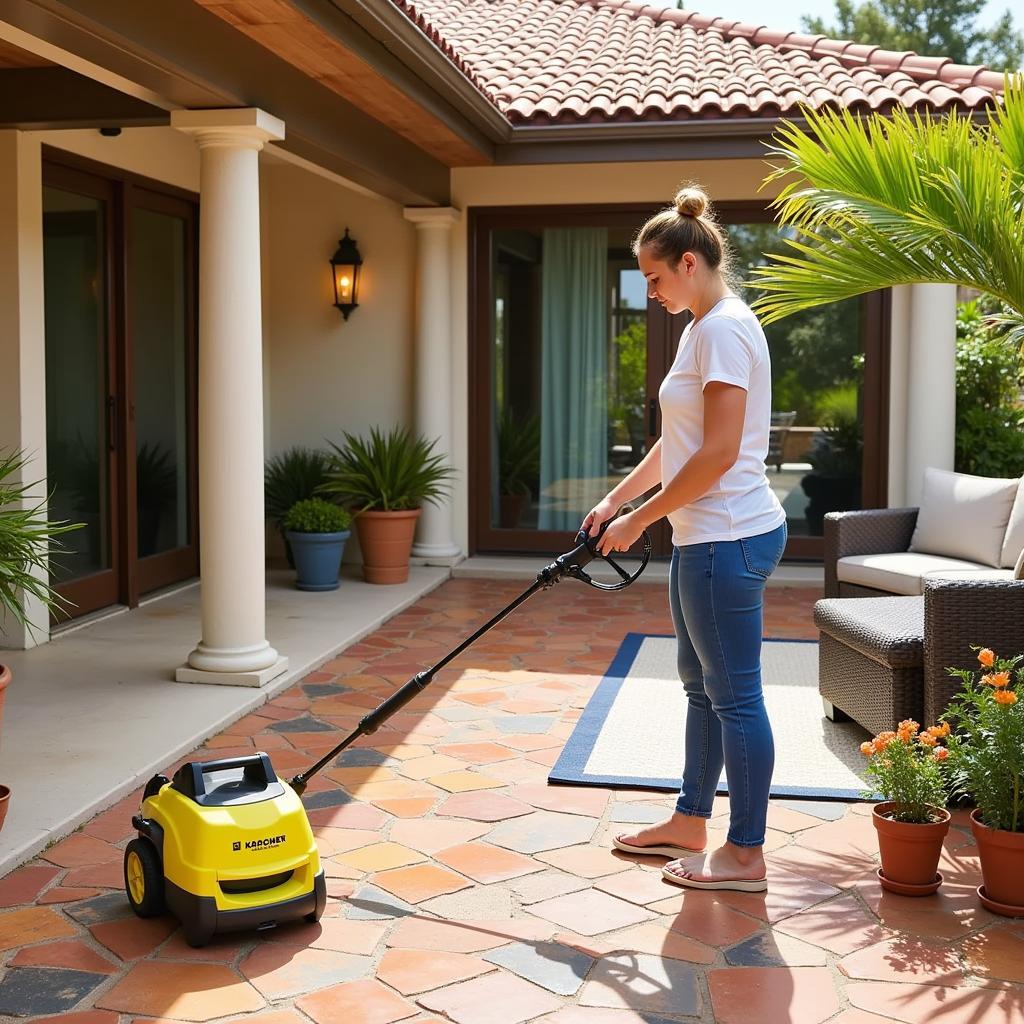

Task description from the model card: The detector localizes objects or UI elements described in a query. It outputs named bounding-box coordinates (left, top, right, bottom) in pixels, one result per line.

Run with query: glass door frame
left=469, top=201, right=890, bottom=563
left=42, top=148, right=199, bottom=618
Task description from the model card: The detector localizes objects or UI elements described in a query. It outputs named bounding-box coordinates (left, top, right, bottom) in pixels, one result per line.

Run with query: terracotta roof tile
left=393, top=0, right=1004, bottom=124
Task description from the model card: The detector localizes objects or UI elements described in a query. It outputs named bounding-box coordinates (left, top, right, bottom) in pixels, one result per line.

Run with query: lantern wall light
left=330, top=228, right=363, bottom=320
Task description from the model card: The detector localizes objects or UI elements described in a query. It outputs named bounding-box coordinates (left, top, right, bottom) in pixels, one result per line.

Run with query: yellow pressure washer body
left=125, top=753, right=326, bottom=947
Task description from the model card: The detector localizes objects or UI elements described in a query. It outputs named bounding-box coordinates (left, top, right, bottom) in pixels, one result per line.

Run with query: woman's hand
left=580, top=496, right=620, bottom=539
left=596, top=510, right=644, bottom=556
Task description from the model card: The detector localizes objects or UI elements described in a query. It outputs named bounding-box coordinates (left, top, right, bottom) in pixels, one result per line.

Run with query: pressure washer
left=124, top=522, right=651, bottom=947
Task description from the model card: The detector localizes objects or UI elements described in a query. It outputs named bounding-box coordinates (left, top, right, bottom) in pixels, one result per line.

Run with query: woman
left=582, top=185, right=787, bottom=893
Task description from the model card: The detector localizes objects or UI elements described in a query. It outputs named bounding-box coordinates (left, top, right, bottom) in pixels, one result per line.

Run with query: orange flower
left=988, top=671, right=1011, bottom=688
left=860, top=741, right=875, bottom=756
left=919, top=733, right=937, bottom=747
left=933, top=746, right=949, bottom=761
left=874, top=731, right=896, bottom=751
left=897, top=719, right=919, bottom=742
left=978, top=648, right=996, bottom=667
left=936, top=722, right=951, bottom=737
left=994, top=689, right=1018, bottom=706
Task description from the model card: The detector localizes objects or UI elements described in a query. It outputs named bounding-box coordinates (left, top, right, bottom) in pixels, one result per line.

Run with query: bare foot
left=663, top=842, right=766, bottom=884
left=614, top=812, right=707, bottom=855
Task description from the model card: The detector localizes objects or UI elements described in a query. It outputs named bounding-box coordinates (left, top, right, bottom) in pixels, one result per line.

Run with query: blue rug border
left=547, top=632, right=870, bottom=802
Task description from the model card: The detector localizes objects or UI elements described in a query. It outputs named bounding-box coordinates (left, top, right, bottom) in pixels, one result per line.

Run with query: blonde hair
left=633, top=185, right=731, bottom=277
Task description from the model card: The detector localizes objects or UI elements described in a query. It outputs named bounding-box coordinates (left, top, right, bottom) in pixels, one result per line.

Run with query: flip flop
left=612, top=835, right=706, bottom=859
left=661, top=864, right=768, bottom=892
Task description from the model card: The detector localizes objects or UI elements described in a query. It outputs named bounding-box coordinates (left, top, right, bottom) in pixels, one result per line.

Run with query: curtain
left=538, top=227, right=608, bottom=531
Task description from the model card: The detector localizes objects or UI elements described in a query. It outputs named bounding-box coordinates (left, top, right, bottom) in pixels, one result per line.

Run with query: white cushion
left=1016, top=546, right=1024, bottom=580
left=838, top=552, right=998, bottom=596
left=925, top=569, right=1016, bottom=583
left=909, top=467, right=1019, bottom=567
left=1001, top=478, right=1024, bottom=568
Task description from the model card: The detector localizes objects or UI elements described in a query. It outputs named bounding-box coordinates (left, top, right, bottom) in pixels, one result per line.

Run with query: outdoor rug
left=549, top=633, right=875, bottom=800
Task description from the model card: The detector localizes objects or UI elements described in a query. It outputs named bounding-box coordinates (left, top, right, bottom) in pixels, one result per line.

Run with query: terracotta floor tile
left=766, top=843, right=879, bottom=889
left=240, top=942, right=370, bottom=999
left=0, top=905, right=78, bottom=950
left=707, top=866, right=842, bottom=924
left=297, top=978, right=418, bottom=1024
left=388, top=819, right=490, bottom=854
left=313, top=827, right=380, bottom=857
left=765, top=804, right=829, bottom=833
left=437, top=741, right=522, bottom=764
left=387, top=915, right=554, bottom=952
left=775, top=895, right=894, bottom=956
left=350, top=780, right=439, bottom=803
left=839, top=935, right=967, bottom=987
left=372, top=863, right=472, bottom=903
left=594, top=869, right=680, bottom=906
left=428, top=770, right=506, bottom=793
left=337, top=843, right=426, bottom=873
left=960, top=926, right=1024, bottom=983
left=373, top=797, right=438, bottom=818
left=371, top=742, right=433, bottom=761
left=97, top=961, right=265, bottom=1020
left=663, top=897, right=763, bottom=948
left=394, top=754, right=469, bottom=780
left=38, top=886, right=102, bottom=904
left=851, top=879, right=981, bottom=938
left=511, top=784, right=609, bottom=818
left=579, top=951, right=701, bottom=1015
left=376, top=947, right=496, bottom=994
left=537, top=1010, right=694, bottom=1024
left=34, top=1014, right=119, bottom=1024
left=534, top=844, right=638, bottom=879
left=0, top=864, right=60, bottom=907
left=605, top=920, right=717, bottom=964
left=323, top=766, right=400, bottom=792
left=437, top=791, right=533, bottom=822
left=11, top=939, right=119, bottom=974
left=306, top=802, right=389, bottom=830
left=415, top=971, right=563, bottom=1024
left=708, top=966, right=840, bottom=1024
left=90, top=916, right=177, bottom=960
left=38, top=833, right=121, bottom=869
left=155, top=930, right=251, bottom=963
left=847, top=981, right=1024, bottom=1023
left=528, top=889, right=656, bottom=936
left=434, top=842, right=542, bottom=883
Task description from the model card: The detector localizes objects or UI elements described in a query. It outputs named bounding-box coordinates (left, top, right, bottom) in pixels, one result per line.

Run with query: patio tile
left=604, top=920, right=717, bottom=964
left=415, top=971, right=563, bottom=1024
left=486, top=810, right=599, bottom=854
left=437, top=741, right=523, bottom=763
left=608, top=803, right=667, bottom=824
left=155, top=930, right=252, bottom=963
left=371, top=742, right=433, bottom=761
left=511, top=784, right=609, bottom=817
left=38, top=885, right=102, bottom=904
left=494, top=733, right=561, bottom=751
left=724, top=930, right=828, bottom=967
left=435, top=842, right=542, bottom=883
left=388, top=818, right=490, bottom=854
left=580, top=952, right=701, bottom=1015
left=528, top=889, right=656, bottom=936
left=593, top=869, right=681, bottom=906
left=960, top=926, right=1024, bottom=983
left=708, top=867, right=842, bottom=923
left=428, top=770, right=506, bottom=793
left=0, top=967, right=109, bottom=1016
left=388, top=915, right=554, bottom=952
left=376, top=948, right=496, bottom=994
left=11, top=938, right=119, bottom=973
left=297, top=978, right=418, bottom=1024
left=324, top=766, right=400, bottom=790
left=240, top=942, right=370, bottom=998
left=534, top=844, right=636, bottom=878
left=0, top=905, right=78, bottom=950
left=766, top=843, right=879, bottom=889
left=846, top=981, right=1024, bottom=1023
left=708, top=966, right=839, bottom=1024
left=0, top=864, right=60, bottom=906
left=346, top=780, right=439, bottom=803
left=437, top=791, right=533, bottom=822
left=344, top=883, right=418, bottom=921
left=303, top=788, right=355, bottom=810
left=97, top=961, right=265, bottom=1020
left=765, top=804, right=829, bottom=833
left=336, top=843, right=426, bottom=872
left=35, top=1014, right=118, bottom=1024
left=508, top=868, right=589, bottom=904
left=38, top=833, right=121, bottom=868
left=372, top=863, right=471, bottom=903
left=313, top=827, right=380, bottom=856
left=775, top=895, right=894, bottom=955
left=263, top=916, right=387, bottom=956
left=90, top=915, right=178, bottom=959
left=838, top=936, right=967, bottom=986
left=394, top=754, right=469, bottom=779
left=663, top=898, right=762, bottom=948
left=482, top=939, right=595, bottom=996
left=374, top=797, right=438, bottom=818
left=537, top=1011, right=680, bottom=1024
left=777, top=800, right=848, bottom=821
left=851, top=878, right=982, bottom=938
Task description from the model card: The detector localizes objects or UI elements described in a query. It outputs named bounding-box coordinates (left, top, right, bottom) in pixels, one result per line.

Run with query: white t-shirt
left=658, top=294, right=786, bottom=546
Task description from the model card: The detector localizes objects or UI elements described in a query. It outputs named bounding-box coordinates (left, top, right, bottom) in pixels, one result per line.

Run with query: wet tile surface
left=0, top=581, right=1017, bottom=1021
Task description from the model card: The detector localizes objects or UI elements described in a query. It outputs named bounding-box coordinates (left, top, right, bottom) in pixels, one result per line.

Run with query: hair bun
left=674, top=187, right=708, bottom=218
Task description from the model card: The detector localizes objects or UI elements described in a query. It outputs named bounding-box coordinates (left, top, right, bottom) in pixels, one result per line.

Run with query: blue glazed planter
left=285, top=530, right=350, bottom=591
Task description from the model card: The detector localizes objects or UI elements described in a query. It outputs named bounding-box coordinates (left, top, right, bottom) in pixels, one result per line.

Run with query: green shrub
left=265, top=448, right=331, bottom=527
left=283, top=498, right=351, bottom=534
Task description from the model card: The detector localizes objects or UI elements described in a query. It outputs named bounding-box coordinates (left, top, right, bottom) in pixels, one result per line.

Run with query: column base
left=176, top=655, right=289, bottom=688
left=411, top=541, right=462, bottom=563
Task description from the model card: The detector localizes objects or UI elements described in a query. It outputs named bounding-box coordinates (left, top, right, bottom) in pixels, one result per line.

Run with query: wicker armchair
left=823, top=507, right=919, bottom=598
left=923, top=578, right=1024, bottom=726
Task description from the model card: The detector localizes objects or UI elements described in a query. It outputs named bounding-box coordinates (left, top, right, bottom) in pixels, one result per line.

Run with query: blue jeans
left=668, top=522, right=787, bottom=847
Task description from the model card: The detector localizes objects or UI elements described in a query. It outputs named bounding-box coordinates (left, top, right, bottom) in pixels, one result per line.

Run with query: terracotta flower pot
left=0, top=664, right=10, bottom=837
left=971, top=809, right=1024, bottom=915
left=354, top=508, right=422, bottom=584
left=0, top=784, right=9, bottom=834
left=872, top=801, right=951, bottom=894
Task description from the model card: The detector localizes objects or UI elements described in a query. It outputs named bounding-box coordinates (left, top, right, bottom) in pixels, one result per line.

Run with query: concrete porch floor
left=0, top=566, right=449, bottom=877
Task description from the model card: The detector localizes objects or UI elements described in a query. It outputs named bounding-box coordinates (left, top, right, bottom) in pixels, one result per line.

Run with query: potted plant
left=941, top=647, right=1024, bottom=917
left=860, top=718, right=952, bottom=895
left=319, top=426, right=455, bottom=584
left=801, top=410, right=863, bottom=535
left=497, top=408, right=539, bottom=529
left=283, top=498, right=352, bottom=592
left=265, top=447, right=331, bottom=568
left=0, top=448, right=83, bottom=833
left=136, top=441, right=178, bottom=558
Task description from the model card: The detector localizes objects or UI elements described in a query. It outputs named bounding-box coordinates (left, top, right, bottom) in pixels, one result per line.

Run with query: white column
left=172, top=109, right=288, bottom=687
left=904, top=283, right=957, bottom=506
left=887, top=284, right=911, bottom=508
left=404, top=207, right=462, bottom=561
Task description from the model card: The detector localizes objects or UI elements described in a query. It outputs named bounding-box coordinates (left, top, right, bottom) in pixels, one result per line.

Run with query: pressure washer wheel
left=124, top=838, right=165, bottom=918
